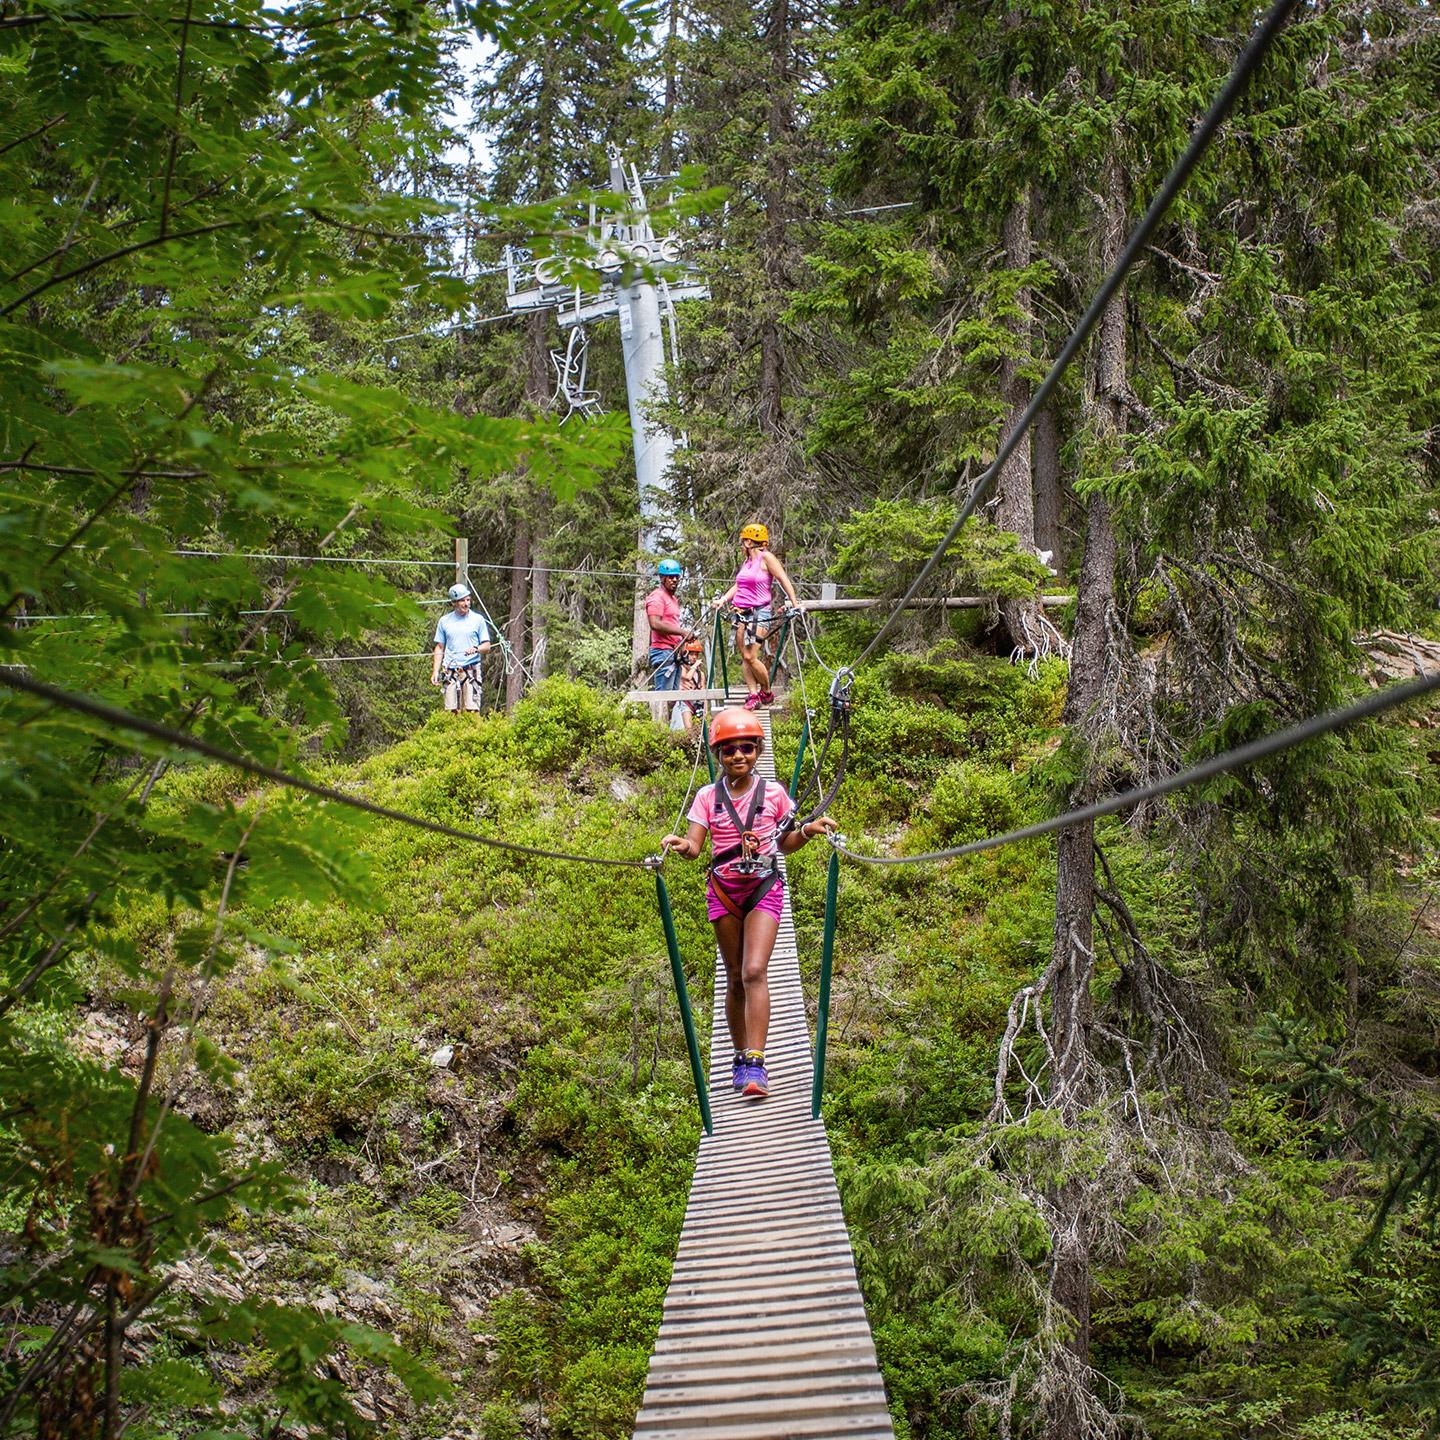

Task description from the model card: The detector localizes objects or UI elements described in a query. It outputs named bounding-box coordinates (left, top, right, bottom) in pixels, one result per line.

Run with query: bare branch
left=0, top=113, right=67, bottom=158
left=1, top=219, right=254, bottom=318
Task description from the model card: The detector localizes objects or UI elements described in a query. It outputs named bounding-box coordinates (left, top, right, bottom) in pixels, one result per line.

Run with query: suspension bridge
left=633, top=699, right=894, bottom=1440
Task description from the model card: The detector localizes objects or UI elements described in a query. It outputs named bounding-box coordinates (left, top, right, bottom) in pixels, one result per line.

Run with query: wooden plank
left=633, top=704, right=895, bottom=1439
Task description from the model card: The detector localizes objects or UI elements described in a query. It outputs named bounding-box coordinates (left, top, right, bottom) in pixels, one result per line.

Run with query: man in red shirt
left=646, top=558, right=689, bottom=698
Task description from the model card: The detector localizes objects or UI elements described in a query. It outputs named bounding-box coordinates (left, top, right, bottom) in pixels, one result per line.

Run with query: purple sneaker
left=742, top=1062, right=769, bottom=1099
left=732, top=1057, right=749, bottom=1091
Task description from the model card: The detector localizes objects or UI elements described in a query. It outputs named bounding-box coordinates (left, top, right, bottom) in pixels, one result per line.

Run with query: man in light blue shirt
left=431, top=583, right=492, bottom=712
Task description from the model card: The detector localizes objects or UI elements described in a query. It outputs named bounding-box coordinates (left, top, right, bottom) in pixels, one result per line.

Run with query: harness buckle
left=728, top=855, right=774, bottom=879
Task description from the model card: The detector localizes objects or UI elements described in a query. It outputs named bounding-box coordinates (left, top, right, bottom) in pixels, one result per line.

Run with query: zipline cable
left=832, top=670, right=1440, bottom=868
left=0, top=670, right=655, bottom=871
left=854, top=0, right=1303, bottom=669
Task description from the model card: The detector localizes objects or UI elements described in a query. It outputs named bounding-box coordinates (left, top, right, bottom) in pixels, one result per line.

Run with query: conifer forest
left=1, top=0, right=1438, bottom=1435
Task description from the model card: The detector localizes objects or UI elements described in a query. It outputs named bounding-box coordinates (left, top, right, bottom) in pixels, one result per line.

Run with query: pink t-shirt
left=732, top=552, right=772, bottom=609
left=646, top=585, right=681, bottom=649
left=688, top=778, right=795, bottom=881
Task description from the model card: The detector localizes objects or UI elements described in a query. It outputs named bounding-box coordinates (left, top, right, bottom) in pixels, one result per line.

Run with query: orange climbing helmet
left=739, top=522, right=769, bottom=546
left=684, top=637, right=704, bottom=656
left=708, top=706, right=765, bottom=751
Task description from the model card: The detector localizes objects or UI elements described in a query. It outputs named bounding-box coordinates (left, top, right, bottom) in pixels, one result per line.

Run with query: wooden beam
left=802, top=593, right=1071, bottom=613
left=623, top=687, right=731, bottom=705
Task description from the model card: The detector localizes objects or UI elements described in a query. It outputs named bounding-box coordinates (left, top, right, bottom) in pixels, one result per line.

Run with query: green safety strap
left=714, top=609, right=730, bottom=694
left=811, top=847, right=840, bottom=1120
left=788, top=718, right=809, bottom=800
left=766, top=613, right=794, bottom=688
left=655, top=869, right=714, bottom=1135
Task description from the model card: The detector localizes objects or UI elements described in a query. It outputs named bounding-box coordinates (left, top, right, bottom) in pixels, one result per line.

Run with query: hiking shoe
left=758, top=689, right=775, bottom=706
left=742, top=1063, right=769, bottom=1098
left=743, top=691, right=762, bottom=710
left=732, top=1057, right=749, bottom=1091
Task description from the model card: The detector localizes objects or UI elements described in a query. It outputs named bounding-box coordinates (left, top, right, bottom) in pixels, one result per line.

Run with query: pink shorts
left=707, top=873, right=785, bottom=922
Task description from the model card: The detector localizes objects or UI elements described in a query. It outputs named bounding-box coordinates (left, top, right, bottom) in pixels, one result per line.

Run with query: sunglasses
left=717, top=741, right=757, bottom=758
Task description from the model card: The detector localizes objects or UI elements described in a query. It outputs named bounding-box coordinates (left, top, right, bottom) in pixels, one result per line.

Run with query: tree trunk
left=658, top=0, right=681, bottom=174
left=1033, top=402, right=1063, bottom=572
left=995, top=127, right=1042, bottom=657
left=1045, top=500, right=1113, bottom=1440
left=1043, top=152, right=1125, bottom=1440
left=531, top=507, right=550, bottom=683
left=506, top=519, right=529, bottom=712
left=757, top=0, right=793, bottom=442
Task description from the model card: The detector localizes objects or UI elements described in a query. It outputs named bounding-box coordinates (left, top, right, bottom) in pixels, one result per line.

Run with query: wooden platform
left=633, top=702, right=895, bottom=1440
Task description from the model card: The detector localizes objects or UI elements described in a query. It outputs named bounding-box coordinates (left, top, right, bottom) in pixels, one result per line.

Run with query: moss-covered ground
left=99, top=644, right=1438, bottom=1439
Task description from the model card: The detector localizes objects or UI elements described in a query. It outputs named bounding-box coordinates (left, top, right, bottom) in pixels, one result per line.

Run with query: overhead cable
left=169, top=548, right=646, bottom=581
left=854, top=0, right=1303, bottom=668
left=13, top=602, right=452, bottom=623
left=0, top=671, right=655, bottom=871
left=833, top=670, right=1440, bottom=868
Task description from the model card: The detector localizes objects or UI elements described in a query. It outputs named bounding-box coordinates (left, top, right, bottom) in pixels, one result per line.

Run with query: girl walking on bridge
left=716, top=523, right=801, bottom=711
left=661, top=708, right=837, bottom=1098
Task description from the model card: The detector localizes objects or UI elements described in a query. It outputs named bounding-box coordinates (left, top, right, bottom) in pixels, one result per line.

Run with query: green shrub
left=512, top=677, right=620, bottom=772
left=923, top=762, right=1025, bottom=848
left=553, top=1345, right=650, bottom=1439
left=567, top=625, right=634, bottom=689
left=251, top=1022, right=423, bottom=1147
left=480, top=1400, right=526, bottom=1440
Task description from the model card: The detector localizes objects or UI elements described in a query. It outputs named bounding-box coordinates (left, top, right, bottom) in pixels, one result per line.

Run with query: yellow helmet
left=740, top=522, right=769, bottom=546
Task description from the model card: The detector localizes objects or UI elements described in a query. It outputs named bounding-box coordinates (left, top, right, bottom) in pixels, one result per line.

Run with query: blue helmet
left=656, top=558, right=682, bottom=577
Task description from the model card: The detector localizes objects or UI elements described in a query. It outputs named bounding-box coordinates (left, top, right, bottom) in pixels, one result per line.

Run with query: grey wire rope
left=466, top=589, right=534, bottom=689
left=0, top=670, right=655, bottom=871
left=661, top=599, right=724, bottom=837
left=670, top=725, right=710, bottom=840
left=831, top=670, right=1440, bottom=868
left=169, top=548, right=647, bottom=581
left=15, top=599, right=453, bottom=623
left=785, top=617, right=828, bottom=804
left=796, top=605, right=840, bottom=679
left=853, top=0, right=1303, bottom=669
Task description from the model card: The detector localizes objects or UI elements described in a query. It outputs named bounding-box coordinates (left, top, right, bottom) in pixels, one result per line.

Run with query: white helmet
left=447, top=583, right=470, bottom=602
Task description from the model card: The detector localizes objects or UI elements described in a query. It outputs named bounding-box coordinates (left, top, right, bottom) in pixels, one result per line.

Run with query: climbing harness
left=440, top=662, right=483, bottom=709
left=728, top=604, right=773, bottom=649
left=708, top=776, right=783, bottom=921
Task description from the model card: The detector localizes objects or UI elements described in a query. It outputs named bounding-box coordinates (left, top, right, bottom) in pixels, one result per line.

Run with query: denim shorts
left=734, top=606, right=773, bottom=644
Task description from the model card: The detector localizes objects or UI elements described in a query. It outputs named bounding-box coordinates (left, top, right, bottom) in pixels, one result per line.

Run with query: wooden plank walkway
left=634, top=703, right=895, bottom=1440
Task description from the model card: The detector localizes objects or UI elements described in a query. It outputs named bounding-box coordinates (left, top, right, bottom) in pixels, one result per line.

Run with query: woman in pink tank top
left=715, top=522, right=800, bottom=709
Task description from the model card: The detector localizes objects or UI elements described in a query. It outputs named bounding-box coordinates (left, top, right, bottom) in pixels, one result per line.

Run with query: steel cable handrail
left=853, top=0, right=1303, bottom=668
left=0, top=671, right=656, bottom=871
left=831, top=671, right=1440, bottom=868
